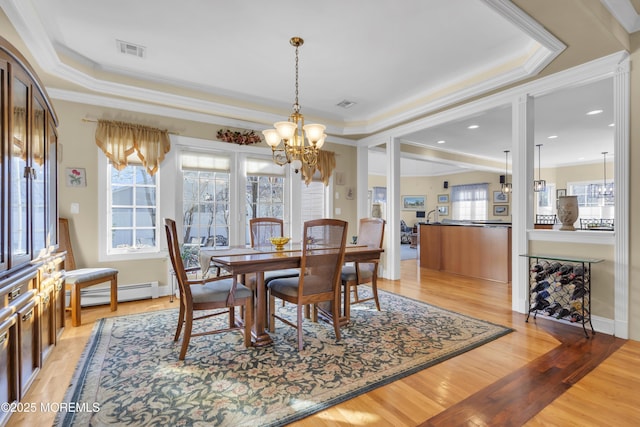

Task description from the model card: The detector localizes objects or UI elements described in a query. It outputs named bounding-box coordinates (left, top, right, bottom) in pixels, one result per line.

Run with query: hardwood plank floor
left=7, top=259, right=639, bottom=426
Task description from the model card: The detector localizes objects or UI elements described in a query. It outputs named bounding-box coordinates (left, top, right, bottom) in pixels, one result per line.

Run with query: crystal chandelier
left=589, top=151, right=614, bottom=199
left=533, top=144, right=546, bottom=192
left=262, top=37, right=326, bottom=174
left=501, top=150, right=512, bottom=194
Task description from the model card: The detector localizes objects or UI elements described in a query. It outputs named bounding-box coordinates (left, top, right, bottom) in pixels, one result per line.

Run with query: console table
left=520, top=253, right=602, bottom=338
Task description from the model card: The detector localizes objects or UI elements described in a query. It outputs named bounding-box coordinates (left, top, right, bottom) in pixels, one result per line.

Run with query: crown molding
left=601, top=0, right=640, bottom=33
left=3, top=0, right=565, bottom=138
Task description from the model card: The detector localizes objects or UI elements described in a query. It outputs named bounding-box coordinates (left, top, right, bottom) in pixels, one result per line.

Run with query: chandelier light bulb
left=262, top=129, right=281, bottom=147
left=274, top=121, right=297, bottom=141
left=303, top=124, right=326, bottom=143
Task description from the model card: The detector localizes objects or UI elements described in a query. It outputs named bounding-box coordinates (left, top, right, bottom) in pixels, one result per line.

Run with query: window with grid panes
left=108, top=163, right=158, bottom=253
left=245, top=157, right=286, bottom=245
left=181, top=151, right=231, bottom=248
left=568, top=182, right=615, bottom=220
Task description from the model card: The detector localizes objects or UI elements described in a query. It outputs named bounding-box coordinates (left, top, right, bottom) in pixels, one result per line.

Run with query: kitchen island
left=419, top=222, right=511, bottom=283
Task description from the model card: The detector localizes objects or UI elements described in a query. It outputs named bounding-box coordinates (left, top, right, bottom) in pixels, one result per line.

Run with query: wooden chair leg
left=244, top=298, right=253, bottom=347
left=179, top=311, right=193, bottom=360
left=110, top=277, right=118, bottom=312
left=297, top=303, right=304, bottom=352
left=268, top=294, right=276, bottom=333
left=332, top=297, right=341, bottom=342
left=174, top=298, right=185, bottom=341
left=343, top=280, right=352, bottom=322
left=229, top=306, right=236, bottom=328
left=371, top=278, right=381, bottom=311
left=70, top=284, right=81, bottom=327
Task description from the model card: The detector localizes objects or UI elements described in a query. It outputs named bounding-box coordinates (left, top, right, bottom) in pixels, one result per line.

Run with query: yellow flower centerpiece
left=269, top=236, right=290, bottom=251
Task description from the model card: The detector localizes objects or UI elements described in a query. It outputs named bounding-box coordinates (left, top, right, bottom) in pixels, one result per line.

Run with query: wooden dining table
left=200, top=244, right=384, bottom=347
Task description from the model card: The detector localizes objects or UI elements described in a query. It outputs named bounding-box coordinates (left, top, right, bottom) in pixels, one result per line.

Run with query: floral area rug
left=55, top=289, right=511, bottom=426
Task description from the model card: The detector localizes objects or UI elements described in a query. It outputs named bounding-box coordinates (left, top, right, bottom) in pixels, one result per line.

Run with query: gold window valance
left=95, top=120, right=170, bottom=176
left=301, top=150, right=336, bottom=186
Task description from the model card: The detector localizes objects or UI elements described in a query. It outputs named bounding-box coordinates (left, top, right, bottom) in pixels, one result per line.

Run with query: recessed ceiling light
left=609, top=123, right=615, bottom=127
left=467, top=124, right=479, bottom=129
left=437, top=140, right=445, bottom=144
left=586, top=109, right=603, bottom=115
left=547, top=135, right=558, bottom=139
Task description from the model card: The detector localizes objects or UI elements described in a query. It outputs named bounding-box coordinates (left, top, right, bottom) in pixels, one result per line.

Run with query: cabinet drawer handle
left=8, top=288, right=20, bottom=301
left=22, top=310, right=34, bottom=322
left=0, top=332, right=7, bottom=345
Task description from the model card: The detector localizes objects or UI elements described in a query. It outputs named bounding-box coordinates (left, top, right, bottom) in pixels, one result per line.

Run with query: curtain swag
left=95, top=120, right=171, bottom=176
left=301, top=150, right=336, bottom=186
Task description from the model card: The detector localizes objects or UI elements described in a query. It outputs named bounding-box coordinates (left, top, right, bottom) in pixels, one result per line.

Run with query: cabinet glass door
left=10, top=77, right=30, bottom=266
left=0, top=62, right=6, bottom=271
left=47, top=123, right=58, bottom=249
left=32, top=96, right=47, bottom=256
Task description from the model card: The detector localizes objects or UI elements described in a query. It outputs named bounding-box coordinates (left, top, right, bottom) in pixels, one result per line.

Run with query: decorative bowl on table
left=269, top=237, right=291, bottom=251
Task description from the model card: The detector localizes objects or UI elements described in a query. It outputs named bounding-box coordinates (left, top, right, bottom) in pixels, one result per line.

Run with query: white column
left=613, top=58, right=630, bottom=339
left=356, top=145, right=369, bottom=223
left=384, top=137, right=401, bottom=280
left=511, top=94, right=534, bottom=313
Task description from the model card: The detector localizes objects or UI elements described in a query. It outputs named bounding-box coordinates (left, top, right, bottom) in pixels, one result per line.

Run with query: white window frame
left=98, top=153, right=163, bottom=261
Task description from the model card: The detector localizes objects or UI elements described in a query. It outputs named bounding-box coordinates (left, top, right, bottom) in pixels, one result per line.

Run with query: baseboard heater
left=65, top=281, right=159, bottom=307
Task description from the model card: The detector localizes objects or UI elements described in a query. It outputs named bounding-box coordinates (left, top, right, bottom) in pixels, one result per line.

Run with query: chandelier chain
left=262, top=36, right=326, bottom=173
left=294, top=43, right=300, bottom=113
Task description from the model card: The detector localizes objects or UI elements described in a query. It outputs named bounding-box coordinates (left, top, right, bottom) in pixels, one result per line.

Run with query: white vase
left=557, top=195, right=579, bottom=230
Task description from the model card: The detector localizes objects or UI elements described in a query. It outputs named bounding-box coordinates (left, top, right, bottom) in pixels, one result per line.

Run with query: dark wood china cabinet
left=0, top=35, right=64, bottom=425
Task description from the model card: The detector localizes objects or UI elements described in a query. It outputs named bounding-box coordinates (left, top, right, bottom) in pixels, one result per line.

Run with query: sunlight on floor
left=315, top=407, right=381, bottom=425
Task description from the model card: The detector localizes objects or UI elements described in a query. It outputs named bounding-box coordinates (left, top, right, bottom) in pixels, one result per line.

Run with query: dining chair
left=164, top=218, right=253, bottom=360
left=58, top=217, right=119, bottom=327
left=341, top=218, right=385, bottom=321
left=246, top=217, right=300, bottom=286
left=267, top=218, right=348, bottom=351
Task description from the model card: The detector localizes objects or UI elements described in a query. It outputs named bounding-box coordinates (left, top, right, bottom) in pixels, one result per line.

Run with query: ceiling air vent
left=117, top=40, right=146, bottom=58
left=336, top=99, right=356, bottom=109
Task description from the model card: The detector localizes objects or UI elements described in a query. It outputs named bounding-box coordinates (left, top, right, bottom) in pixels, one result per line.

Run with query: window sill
left=100, top=249, right=164, bottom=263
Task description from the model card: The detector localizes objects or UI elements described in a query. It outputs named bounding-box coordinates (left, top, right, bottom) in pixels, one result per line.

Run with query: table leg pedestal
left=251, top=271, right=273, bottom=347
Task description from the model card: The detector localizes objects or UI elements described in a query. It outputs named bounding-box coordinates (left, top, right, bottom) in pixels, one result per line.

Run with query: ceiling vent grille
left=117, top=40, right=146, bottom=58
left=336, top=99, right=356, bottom=109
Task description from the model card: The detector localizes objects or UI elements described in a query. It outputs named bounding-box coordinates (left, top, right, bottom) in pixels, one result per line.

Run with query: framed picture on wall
left=65, top=167, right=87, bottom=187
left=437, top=205, right=449, bottom=216
left=493, top=191, right=508, bottom=203
left=494, top=205, right=509, bottom=216
left=401, top=195, right=426, bottom=210
left=437, top=194, right=449, bottom=203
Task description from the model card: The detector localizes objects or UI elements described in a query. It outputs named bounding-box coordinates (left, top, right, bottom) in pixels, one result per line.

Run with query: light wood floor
left=8, top=259, right=640, bottom=426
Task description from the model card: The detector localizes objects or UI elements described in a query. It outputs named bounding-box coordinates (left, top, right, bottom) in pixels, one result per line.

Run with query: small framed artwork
left=65, top=167, right=87, bottom=187
left=494, top=205, right=509, bottom=216
left=493, top=191, right=508, bottom=203
left=345, top=187, right=354, bottom=200
left=335, top=171, right=345, bottom=186
left=401, top=195, right=426, bottom=210
left=556, top=188, right=566, bottom=198
left=437, top=205, right=449, bottom=216
left=437, top=194, right=449, bottom=203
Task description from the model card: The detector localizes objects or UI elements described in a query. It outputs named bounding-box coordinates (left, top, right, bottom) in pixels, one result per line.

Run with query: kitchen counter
left=419, top=223, right=511, bottom=283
